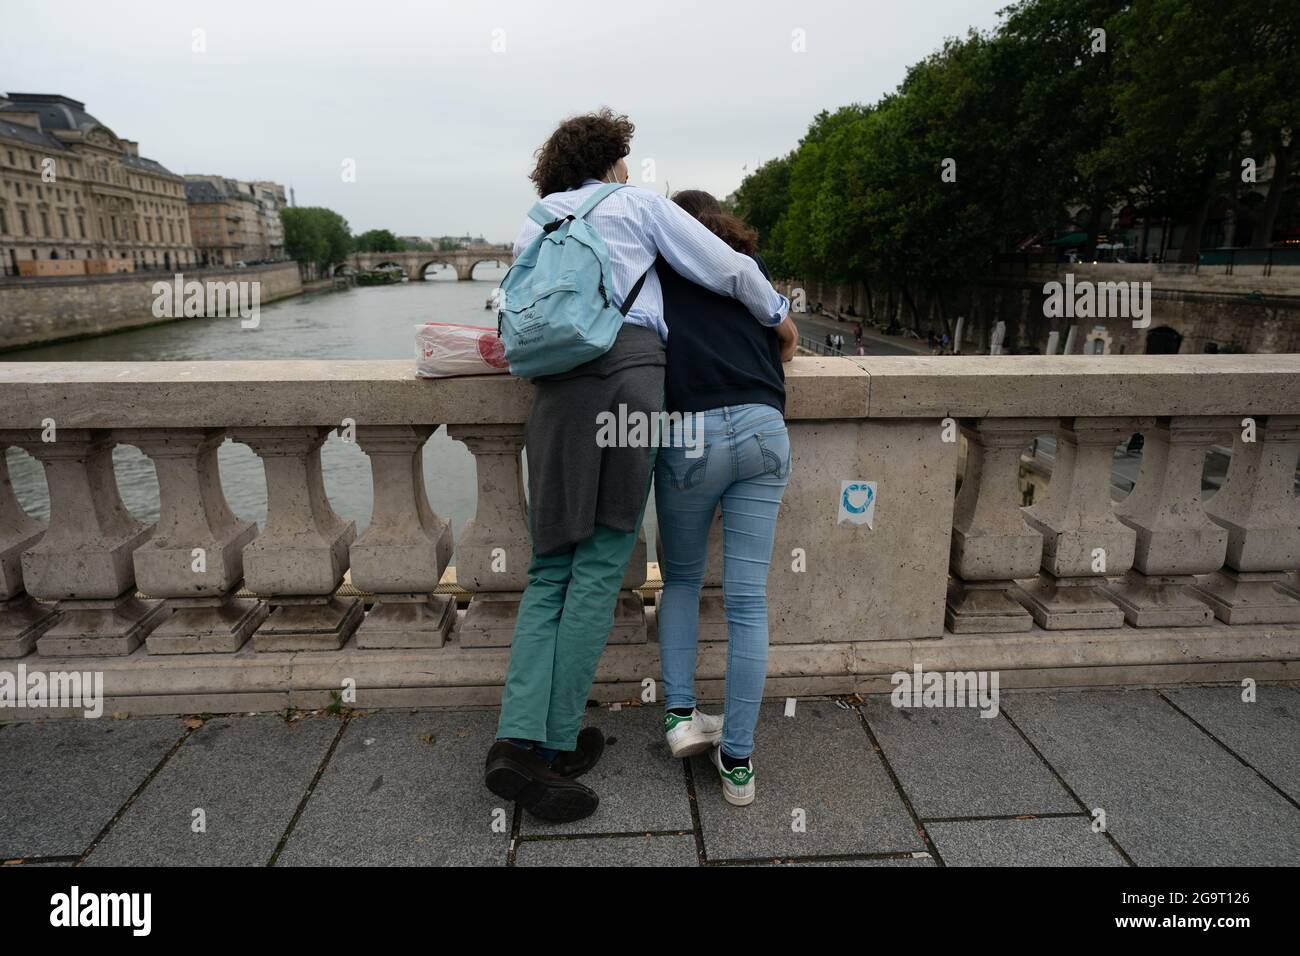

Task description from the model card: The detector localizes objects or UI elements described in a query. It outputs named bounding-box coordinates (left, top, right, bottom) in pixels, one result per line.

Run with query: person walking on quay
left=654, top=189, right=797, bottom=807
left=483, top=108, right=794, bottom=823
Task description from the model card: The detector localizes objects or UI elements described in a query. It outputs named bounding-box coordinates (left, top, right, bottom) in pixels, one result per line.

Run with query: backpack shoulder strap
left=619, top=268, right=651, bottom=316
left=574, top=182, right=626, bottom=220
left=527, top=201, right=554, bottom=227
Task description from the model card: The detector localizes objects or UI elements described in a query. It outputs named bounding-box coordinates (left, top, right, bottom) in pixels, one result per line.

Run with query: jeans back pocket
left=753, top=427, right=791, bottom=480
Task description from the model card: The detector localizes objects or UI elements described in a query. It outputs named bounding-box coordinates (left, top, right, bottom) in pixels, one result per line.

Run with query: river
left=2, top=266, right=539, bottom=549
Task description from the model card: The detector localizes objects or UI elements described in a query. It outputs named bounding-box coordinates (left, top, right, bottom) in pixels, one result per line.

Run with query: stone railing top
left=0, top=357, right=868, bottom=428
left=0, top=355, right=1296, bottom=429
left=852, top=354, right=1300, bottom=418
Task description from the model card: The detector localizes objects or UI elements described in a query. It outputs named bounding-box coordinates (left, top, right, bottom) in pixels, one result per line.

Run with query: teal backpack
left=497, top=182, right=648, bottom=379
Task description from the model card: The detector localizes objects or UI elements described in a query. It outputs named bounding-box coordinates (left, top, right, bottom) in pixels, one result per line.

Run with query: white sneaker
left=663, top=708, right=723, bottom=758
left=710, top=745, right=755, bottom=807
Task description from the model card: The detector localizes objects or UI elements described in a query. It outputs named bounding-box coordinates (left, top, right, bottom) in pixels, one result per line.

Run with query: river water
left=2, top=266, right=544, bottom=548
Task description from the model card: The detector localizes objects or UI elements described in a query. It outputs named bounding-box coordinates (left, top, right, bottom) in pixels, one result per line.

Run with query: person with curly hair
left=484, top=108, right=797, bottom=823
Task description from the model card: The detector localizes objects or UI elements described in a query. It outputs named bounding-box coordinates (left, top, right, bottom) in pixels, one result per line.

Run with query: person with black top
left=654, top=190, right=797, bottom=808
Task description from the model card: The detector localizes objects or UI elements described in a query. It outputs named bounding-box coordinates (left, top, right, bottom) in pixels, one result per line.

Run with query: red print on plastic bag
left=478, top=332, right=508, bottom=368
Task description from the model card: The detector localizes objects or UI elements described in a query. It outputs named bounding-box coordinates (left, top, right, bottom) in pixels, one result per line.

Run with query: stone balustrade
left=1, top=355, right=1298, bottom=717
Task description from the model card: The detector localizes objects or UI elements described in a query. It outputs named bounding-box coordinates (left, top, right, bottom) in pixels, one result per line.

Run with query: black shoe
left=552, top=727, right=606, bottom=778
left=484, top=741, right=600, bottom=823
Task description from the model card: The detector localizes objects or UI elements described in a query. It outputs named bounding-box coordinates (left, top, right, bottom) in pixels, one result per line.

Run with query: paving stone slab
left=520, top=706, right=693, bottom=836
left=515, top=833, right=697, bottom=867
left=0, top=717, right=184, bottom=858
left=84, top=714, right=340, bottom=866
left=765, top=855, right=937, bottom=867
left=1162, top=684, right=1300, bottom=803
left=692, top=700, right=920, bottom=861
left=861, top=696, right=1077, bottom=818
left=1002, top=689, right=1300, bottom=866
left=275, top=710, right=510, bottom=866
left=927, top=817, right=1126, bottom=866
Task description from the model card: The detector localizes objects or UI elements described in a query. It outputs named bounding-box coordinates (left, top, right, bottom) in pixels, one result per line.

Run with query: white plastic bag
left=415, top=322, right=510, bottom=378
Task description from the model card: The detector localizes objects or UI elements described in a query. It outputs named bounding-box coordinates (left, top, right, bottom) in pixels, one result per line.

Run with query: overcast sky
left=2, top=0, right=1008, bottom=242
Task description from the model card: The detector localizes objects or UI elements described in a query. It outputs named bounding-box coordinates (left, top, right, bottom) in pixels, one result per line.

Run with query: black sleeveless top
left=657, top=253, right=786, bottom=416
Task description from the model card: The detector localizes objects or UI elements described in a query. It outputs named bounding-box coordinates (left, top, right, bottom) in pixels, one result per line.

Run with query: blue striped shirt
left=512, top=179, right=789, bottom=343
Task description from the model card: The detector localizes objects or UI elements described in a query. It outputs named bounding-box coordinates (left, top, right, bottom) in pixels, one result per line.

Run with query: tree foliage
left=281, top=207, right=352, bottom=271
left=739, top=0, right=1300, bottom=286
left=353, top=228, right=404, bottom=253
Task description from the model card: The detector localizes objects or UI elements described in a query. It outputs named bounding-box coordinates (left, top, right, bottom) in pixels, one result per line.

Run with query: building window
left=77, top=215, right=86, bottom=238
left=0, top=208, right=7, bottom=234
left=59, top=212, right=68, bottom=236
left=19, top=210, right=30, bottom=235
left=40, top=211, right=49, bottom=236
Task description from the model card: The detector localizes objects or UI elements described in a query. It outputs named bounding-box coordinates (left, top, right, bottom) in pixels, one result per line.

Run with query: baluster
left=1108, top=417, right=1235, bottom=625
left=1195, top=415, right=1300, bottom=623
left=350, top=425, right=455, bottom=647
left=0, top=444, right=56, bottom=657
left=17, top=429, right=163, bottom=655
left=121, top=429, right=265, bottom=653
left=230, top=426, right=361, bottom=650
left=448, top=424, right=531, bottom=647
left=1019, top=417, right=1146, bottom=628
left=946, top=419, right=1051, bottom=632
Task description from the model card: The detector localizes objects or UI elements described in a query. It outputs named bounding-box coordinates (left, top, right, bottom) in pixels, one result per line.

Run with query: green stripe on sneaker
left=722, top=765, right=753, bottom=785
left=664, top=712, right=693, bottom=732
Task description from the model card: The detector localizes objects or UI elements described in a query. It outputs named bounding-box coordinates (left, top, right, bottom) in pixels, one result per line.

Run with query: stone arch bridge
left=342, top=246, right=514, bottom=281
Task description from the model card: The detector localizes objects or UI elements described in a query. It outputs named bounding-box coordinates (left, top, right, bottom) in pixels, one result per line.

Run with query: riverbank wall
left=783, top=264, right=1300, bottom=355
left=0, top=262, right=303, bottom=352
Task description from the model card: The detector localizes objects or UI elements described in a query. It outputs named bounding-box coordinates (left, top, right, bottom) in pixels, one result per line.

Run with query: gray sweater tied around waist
left=524, top=323, right=666, bottom=556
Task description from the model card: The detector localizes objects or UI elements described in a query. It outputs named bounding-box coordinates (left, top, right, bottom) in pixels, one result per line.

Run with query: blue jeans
left=654, top=403, right=791, bottom=758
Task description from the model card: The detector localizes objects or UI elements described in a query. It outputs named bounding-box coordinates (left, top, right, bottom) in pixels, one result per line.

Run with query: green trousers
left=496, top=468, right=654, bottom=751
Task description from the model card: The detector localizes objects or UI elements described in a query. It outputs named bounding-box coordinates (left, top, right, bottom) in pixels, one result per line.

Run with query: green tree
left=353, top=228, right=403, bottom=253
left=281, top=207, right=352, bottom=272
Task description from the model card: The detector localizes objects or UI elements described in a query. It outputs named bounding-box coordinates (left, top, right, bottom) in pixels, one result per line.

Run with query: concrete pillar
left=350, top=424, right=455, bottom=648
left=1107, top=417, right=1235, bottom=625
left=946, top=419, right=1052, bottom=632
left=448, top=424, right=530, bottom=646
left=231, top=426, right=361, bottom=650
left=1195, top=416, right=1300, bottom=623
left=0, top=444, right=56, bottom=657
left=17, top=429, right=164, bottom=655
left=1019, top=418, right=1147, bottom=628
left=123, top=428, right=264, bottom=653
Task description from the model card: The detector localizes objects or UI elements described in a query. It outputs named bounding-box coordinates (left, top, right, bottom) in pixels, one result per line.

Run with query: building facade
left=185, top=175, right=288, bottom=267
left=0, top=93, right=198, bottom=276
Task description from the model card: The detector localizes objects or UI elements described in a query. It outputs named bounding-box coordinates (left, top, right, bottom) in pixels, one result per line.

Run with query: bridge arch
left=418, top=261, right=458, bottom=281
left=466, top=258, right=509, bottom=281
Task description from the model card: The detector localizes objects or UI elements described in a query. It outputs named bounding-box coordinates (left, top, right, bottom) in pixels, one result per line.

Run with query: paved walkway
left=796, top=310, right=932, bottom=356
left=2, top=684, right=1297, bottom=866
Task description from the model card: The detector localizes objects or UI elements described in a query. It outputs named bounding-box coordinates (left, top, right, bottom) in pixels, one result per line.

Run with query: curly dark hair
left=672, top=190, right=759, bottom=255
left=529, top=108, right=634, bottom=197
